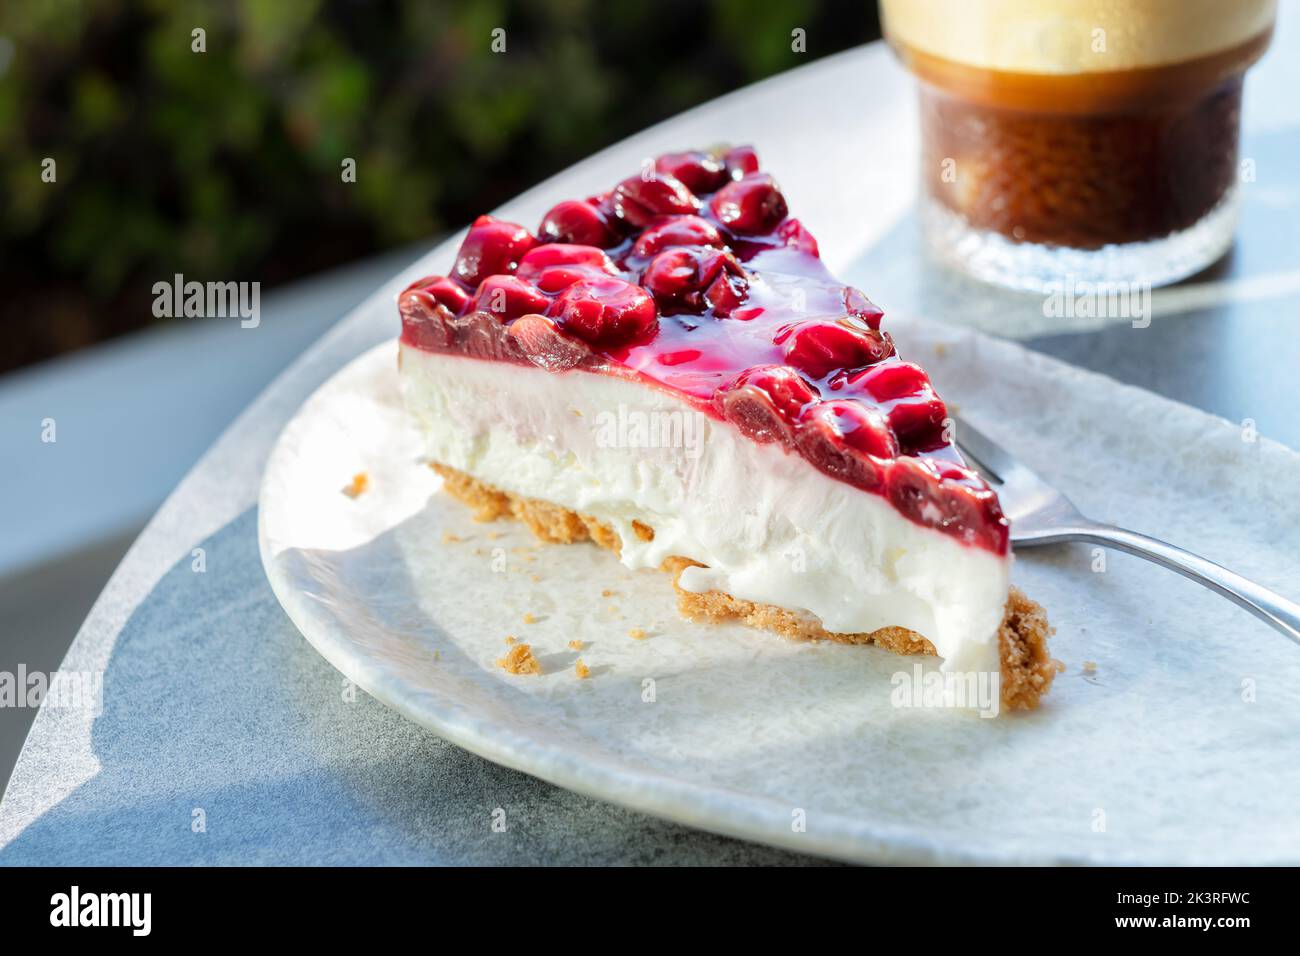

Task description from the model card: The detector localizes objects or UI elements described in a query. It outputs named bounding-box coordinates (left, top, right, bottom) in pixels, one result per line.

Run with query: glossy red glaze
left=398, top=146, right=1009, bottom=553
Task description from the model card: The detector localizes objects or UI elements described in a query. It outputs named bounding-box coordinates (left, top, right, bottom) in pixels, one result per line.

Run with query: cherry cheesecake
left=397, top=147, right=1059, bottom=710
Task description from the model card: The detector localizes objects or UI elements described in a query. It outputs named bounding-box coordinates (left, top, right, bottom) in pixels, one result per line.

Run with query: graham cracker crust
left=432, top=463, right=1061, bottom=710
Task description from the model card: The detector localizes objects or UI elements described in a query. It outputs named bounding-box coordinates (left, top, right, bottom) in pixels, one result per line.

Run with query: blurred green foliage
left=0, top=0, right=875, bottom=370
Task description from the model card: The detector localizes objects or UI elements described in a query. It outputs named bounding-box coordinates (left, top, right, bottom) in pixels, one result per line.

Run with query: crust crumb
left=574, top=659, right=590, bottom=679
left=436, top=465, right=1060, bottom=709
left=628, top=628, right=648, bottom=640
left=568, top=639, right=583, bottom=651
left=504, top=634, right=516, bottom=645
left=441, top=531, right=462, bottom=544
left=497, top=643, right=541, bottom=675
left=523, top=613, right=537, bottom=624
left=342, top=472, right=369, bottom=498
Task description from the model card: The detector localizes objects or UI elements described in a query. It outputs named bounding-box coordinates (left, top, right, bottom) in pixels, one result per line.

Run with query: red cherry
left=722, top=145, right=760, bottom=179
left=777, top=218, right=820, bottom=257
left=887, top=457, right=943, bottom=525
left=507, top=314, right=593, bottom=372
left=612, top=172, right=701, bottom=228
left=655, top=151, right=729, bottom=194
left=709, top=173, right=788, bottom=235
left=516, top=244, right=617, bottom=293
left=399, top=277, right=468, bottom=351
left=642, top=248, right=747, bottom=315
left=538, top=200, right=618, bottom=247
left=548, top=276, right=658, bottom=347
left=886, top=392, right=949, bottom=451
left=698, top=250, right=750, bottom=316
left=795, top=402, right=894, bottom=492
left=631, top=215, right=724, bottom=259
left=888, top=458, right=1006, bottom=549
left=642, top=249, right=705, bottom=312
left=802, top=401, right=899, bottom=459
left=470, top=275, right=550, bottom=322
left=936, top=466, right=1008, bottom=551
left=779, top=319, right=894, bottom=378
left=516, top=244, right=614, bottom=275
left=715, top=365, right=818, bottom=443
left=405, top=274, right=470, bottom=315
left=452, top=215, right=537, bottom=288
left=704, top=268, right=748, bottom=317
left=848, top=361, right=930, bottom=402
left=843, top=286, right=884, bottom=330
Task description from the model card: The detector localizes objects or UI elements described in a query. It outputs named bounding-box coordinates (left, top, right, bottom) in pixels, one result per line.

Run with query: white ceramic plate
left=259, top=321, right=1300, bottom=865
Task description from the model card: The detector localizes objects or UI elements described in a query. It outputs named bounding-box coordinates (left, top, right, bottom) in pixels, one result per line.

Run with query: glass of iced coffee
left=881, top=0, right=1275, bottom=291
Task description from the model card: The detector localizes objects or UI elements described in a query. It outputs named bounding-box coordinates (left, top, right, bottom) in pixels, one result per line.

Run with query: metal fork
left=953, top=416, right=1300, bottom=646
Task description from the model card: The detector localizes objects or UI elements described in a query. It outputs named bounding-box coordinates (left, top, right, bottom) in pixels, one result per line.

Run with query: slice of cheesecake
left=397, top=146, right=1059, bottom=710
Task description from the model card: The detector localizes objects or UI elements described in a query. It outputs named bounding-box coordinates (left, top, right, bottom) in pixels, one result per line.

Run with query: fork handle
left=1070, top=523, right=1300, bottom=646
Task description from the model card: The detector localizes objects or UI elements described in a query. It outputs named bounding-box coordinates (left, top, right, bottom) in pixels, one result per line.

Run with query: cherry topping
left=507, top=314, right=593, bottom=372
left=538, top=200, right=618, bottom=248
left=709, top=173, right=788, bottom=235
left=885, top=391, right=949, bottom=452
left=399, top=146, right=1007, bottom=554
left=722, top=145, right=760, bottom=180
left=848, top=361, right=930, bottom=402
left=453, top=215, right=537, bottom=289
left=704, top=265, right=748, bottom=317
left=801, top=400, right=899, bottom=459
left=470, top=275, right=550, bottom=322
left=612, top=172, right=701, bottom=228
left=631, top=215, right=724, bottom=259
left=515, top=244, right=617, bottom=293
left=642, top=249, right=706, bottom=312
left=406, top=275, right=470, bottom=315
left=779, top=319, right=894, bottom=378
left=887, top=457, right=943, bottom=525
left=655, top=151, right=729, bottom=194
left=715, top=365, right=818, bottom=443
left=795, top=402, right=894, bottom=492
left=642, top=248, right=747, bottom=315
left=888, top=458, right=1006, bottom=551
left=843, top=286, right=884, bottom=330
left=777, top=219, right=820, bottom=257
left=548, top=276, right=658, bottom=347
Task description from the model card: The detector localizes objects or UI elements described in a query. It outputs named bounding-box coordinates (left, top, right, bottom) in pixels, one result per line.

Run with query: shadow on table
left=0, top=507, right=841, bottom=866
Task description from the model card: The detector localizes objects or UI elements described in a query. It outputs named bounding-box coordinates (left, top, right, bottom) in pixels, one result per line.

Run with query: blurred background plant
left=0, top=0, right=878, bottom=373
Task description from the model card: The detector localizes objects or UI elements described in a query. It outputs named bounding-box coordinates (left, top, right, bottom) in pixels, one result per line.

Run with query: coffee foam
left=881, top=0, right=1275, bottom=74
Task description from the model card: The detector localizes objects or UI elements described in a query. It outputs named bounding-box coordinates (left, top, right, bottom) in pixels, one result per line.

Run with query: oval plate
left=259, top=336, right=1300, bottom=865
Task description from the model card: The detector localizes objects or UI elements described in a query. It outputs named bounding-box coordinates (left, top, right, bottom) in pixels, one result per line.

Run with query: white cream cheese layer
left=400, top=345, right=1010, bottom=675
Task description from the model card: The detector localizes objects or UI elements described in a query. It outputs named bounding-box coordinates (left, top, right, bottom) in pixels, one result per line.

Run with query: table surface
left=3, top=21, right=1298, bottom=865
